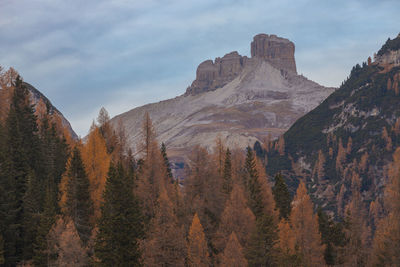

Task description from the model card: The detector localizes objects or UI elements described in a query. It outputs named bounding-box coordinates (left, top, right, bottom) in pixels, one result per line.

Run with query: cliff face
left=185, top=52, right=246, bottom=95
left=185, top=34, right=297, bottom=96
left=111, top=33, right=334, bottom=167
left=251, top=34, right=297, bottom=74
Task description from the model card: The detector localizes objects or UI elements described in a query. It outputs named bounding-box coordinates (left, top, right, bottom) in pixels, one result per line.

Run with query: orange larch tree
left=81, top=127, right=111, bottom=220
left=343, top=172, right=370, bottom=266
left=371, top=148, right=400, bottom=265
left=142, top=189, right=186, bottom=267
left=219, top=232, right=248, bottom=267
left=290, top=181, right=325, bottom=267
left=187, top=213, right=210, bottom=267
left=215, top=184, right=256, bottom=252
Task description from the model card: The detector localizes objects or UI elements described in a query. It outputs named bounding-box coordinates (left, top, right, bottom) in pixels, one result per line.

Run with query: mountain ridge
left=261, top=34, right=400, bottom=215
left=111, top=34, right=334, bottom=165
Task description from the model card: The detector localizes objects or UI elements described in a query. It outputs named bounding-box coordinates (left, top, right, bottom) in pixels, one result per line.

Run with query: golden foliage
left=290, top=181, right=325, bottom=267
left=81, top=127, right=111, bottom=220
left=187, top=213, right=210, bottom=267
left=343, top=172, right=370, bottom=266
left=142, top=189, right=186, bottom=267
left=219, top=232, right=248, bottom=267
left=371, top=148, right=400, bottom=265
left=215, top=184, right=256, bottom=251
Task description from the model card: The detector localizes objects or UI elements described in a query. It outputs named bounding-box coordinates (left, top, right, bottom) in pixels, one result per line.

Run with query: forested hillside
left=1, top=74, right=399, bottom=266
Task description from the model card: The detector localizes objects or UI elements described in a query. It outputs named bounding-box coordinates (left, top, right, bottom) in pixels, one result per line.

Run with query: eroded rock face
left=185, top=52, right=246, bottom=95
left=251, top=34, right=297, bottom=74
left=111, top=33, right=334, bottom=173
left=186, top=34, right=297, bottom=96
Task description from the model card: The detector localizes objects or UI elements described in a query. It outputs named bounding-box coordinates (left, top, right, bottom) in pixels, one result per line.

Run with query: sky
left=1, top=0, right=400, bottom=136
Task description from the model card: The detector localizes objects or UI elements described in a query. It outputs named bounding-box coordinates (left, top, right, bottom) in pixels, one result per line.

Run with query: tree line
left=0, top=74, right=399, bottom=266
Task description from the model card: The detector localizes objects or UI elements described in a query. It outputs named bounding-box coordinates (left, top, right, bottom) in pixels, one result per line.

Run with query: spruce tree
left=33, top=184, right=57, bottom=266
left=161, top=142, right=173, bottom=182
left=243, top=147, right=279, bottom=266
left=272, top=173, right=291, bottom=219
left=244, top=147, right=264, bottom=219
left=66, top=147, right=93, bottom=245
left=222, top=149, right=232, bottom=196
left=1, top=76, right=41, bottom=264
left=95, top=163, right=143, bottom=266
left=247, top=214, right=278, bottom=267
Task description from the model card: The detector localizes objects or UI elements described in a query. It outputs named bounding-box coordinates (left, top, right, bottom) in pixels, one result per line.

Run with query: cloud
left=1, top=0, right=400, bottom=135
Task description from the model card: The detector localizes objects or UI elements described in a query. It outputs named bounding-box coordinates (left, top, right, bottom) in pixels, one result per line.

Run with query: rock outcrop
left=185, top=52, right=247, bottom=95
left=185, top=34, right=297, bottom=96
left=251, top=34, right=297, bottom=74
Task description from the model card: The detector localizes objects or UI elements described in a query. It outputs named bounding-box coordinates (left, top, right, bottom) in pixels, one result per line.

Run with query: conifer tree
left=187, top=213, right=210, bottom=267
left=276, top=219, right=300, bottom=266
left=243, top=147, right=279, bottom=266
left=184, top=146, right=223, bottom=236
left=215, top=184, right=256, bottom=252
left=342, top=172, right=369, bottom=266
left=272, top=173, right=291, bottom=220
left=142, top=189, right=186, bottom=267
left=136, top=113, right=164, bottom=221
left=219, top=232, right=248, bottom=267
left=66, top=147, right=93, bottom=245
left=243, top=147, right=264, bottom=218
left=95, top=163, right=143, bottom=266
left=222, top=149, right=233, bottom=196
left=290, top=182, right=325, bottom=267
left=33, top=185, right=57, bottom=266
left=81, top=126, right=111, bottom=220
left=161, top=142, right=173, bottom=182
left=246, top=213, right=278, bottom=266
left=1, top=76, right=41, bottom=264
left=47, top=216, right=88, bottom=267
left=317, top=208, right=346, bottom=266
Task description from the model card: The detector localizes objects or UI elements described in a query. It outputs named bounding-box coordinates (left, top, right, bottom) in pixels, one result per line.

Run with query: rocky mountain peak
left=251, top=34, right=297, bottom=74
left=185, top=33, right=297, bottom=96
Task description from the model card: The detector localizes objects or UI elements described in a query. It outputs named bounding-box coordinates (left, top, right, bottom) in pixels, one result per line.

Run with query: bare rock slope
left=111, top=34, right=334, bottom=162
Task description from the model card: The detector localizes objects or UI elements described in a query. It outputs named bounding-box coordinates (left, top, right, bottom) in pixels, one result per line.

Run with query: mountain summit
left=186, top=34, right=297, bottom=95
left=111, top=34, right=334, bottom=163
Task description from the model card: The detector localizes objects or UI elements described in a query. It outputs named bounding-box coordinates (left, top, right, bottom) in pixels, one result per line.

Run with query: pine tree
left=33, top=184, right=57, bottom=266
left=187, top=213, right=210, bottom=267
left=272, top=173, right=291, bottom=220
left=290, top=181, right=325, bottom=267
left=1, top=76, right=41, bottom=264
left=222, top=149, right=233, bottom=196
left=161, top=142, right=173, bottom=182
left=219, top=232, right=248, bottom=267
left=95, top=163, right=144, bottom=266
left=246, top=214, right=278, bottom=266
left=142, top=189, right=186, bottom=267
left=66, top=147, right=93, bottom=245
left=243, top=147, right=264, bottom=219
left=243, top=147, right=279, bottom=266
left=317, top=208, right=346, bottom=266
